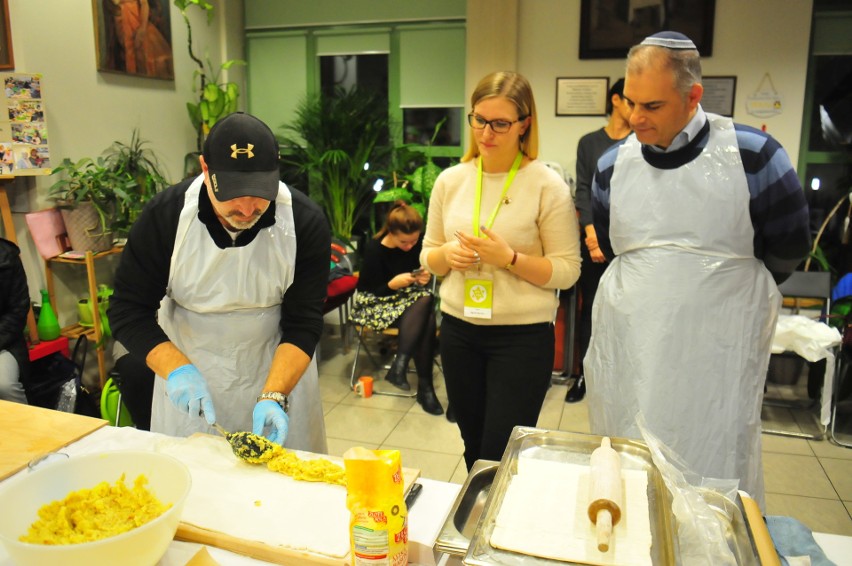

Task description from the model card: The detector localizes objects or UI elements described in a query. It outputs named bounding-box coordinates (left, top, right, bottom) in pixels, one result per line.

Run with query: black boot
left=565, top=374, right=586, bottom=403
left=416, top=375, right=444, bottom=415
left=446, top=404, right=456, bottom=423
left=384, top=354, right=411, bottom=391
left=414, top=354, right=443, bottom=415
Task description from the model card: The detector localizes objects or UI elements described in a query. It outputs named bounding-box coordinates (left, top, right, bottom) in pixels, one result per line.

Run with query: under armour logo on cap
left=230, top=144, right=255, bottom=159
left=202, top=112, right=280, bottom=201
left=640, top=31, right=697, bottom=50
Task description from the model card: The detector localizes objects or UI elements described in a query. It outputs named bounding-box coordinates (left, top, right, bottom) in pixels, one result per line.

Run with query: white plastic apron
left=151, top=176, right=327, bottom=453
left=585, top=114, right=779, bottom=508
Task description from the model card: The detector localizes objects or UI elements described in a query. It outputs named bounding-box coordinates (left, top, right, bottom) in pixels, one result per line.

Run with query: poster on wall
left=0, top=73, right=50, bottom=176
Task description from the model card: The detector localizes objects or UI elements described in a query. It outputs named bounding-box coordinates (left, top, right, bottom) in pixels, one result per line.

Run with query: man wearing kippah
left=109, top=112, right=330, bottom=453
left=585, top=32, right=811, bottom=509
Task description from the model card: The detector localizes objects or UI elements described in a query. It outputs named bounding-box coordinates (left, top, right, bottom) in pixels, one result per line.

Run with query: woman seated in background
left=350, top=202, right=443, bottom=415
left=0, top=237, right=31, bottom=404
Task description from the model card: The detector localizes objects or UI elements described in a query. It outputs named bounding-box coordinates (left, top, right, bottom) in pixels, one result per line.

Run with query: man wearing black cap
left=584, top=32, right=810, bottom=508
left=110, top=112, right=330, bottom=453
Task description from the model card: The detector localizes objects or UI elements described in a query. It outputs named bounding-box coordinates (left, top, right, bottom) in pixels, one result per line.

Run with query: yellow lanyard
left=473, top=152, right=523, bottom=237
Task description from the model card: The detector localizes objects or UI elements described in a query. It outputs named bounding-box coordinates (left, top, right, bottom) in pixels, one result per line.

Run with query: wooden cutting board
left=170, top=434, right=420, bottom=565
left=0, top=400, right=107, bottom=481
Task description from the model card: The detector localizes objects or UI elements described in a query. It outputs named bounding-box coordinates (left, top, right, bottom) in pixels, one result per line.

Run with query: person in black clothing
left=109, top=112, right=330, bottom=452
left=0, top=238, right=30, bottom=404
left=350, top=202, right=443, bottom=415
left=566, top=78, right=631, bottom=403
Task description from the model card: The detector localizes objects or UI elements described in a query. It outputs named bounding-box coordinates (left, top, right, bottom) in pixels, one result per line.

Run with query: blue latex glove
left=166, top=364, right=216, bottom=425
left=252, top=400, right=289, bottom=446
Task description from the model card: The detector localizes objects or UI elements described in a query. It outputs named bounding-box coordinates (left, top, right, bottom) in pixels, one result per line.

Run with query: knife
left=405, top=482, right=423, bottom=510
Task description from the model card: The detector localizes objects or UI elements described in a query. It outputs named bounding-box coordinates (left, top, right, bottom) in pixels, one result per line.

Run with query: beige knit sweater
left=421, top=160, right=581, bottom=326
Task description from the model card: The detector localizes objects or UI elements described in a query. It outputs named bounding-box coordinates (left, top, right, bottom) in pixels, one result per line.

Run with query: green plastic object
left=36, top=289, right=60, bottom=341
left=100, top=377, right=134, bottom=427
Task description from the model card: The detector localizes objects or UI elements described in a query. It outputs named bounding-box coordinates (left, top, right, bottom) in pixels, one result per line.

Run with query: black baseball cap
left=202, top=112, right=280, bottom=201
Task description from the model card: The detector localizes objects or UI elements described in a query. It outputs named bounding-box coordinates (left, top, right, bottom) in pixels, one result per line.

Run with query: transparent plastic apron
left=585, top=115, right=779, bottom=506
left=151, top=176, right=327, bottom=453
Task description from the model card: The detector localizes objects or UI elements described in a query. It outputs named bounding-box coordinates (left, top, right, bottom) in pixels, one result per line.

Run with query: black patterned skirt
left=350, top=285, right=432, bottom=330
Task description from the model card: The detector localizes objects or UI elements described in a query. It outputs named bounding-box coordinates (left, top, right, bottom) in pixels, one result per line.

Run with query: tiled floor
left=316, top=328, right=852, bottom=537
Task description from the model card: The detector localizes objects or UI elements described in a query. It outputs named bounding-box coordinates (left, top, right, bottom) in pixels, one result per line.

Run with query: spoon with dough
left=212, top=423, right=280, bottom=464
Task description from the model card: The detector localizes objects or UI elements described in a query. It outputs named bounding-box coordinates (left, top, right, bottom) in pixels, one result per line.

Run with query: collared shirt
left=648, top=105, right=708, bottom=153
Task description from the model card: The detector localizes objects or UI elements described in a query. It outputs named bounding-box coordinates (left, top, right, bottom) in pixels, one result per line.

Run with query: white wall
left=3, top=0, right=238, bottom=317
left=517, top=0, right=813, bottom=181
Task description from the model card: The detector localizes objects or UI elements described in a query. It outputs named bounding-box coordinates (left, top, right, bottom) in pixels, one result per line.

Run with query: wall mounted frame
left=0, top=0, right=14, bottom=70
left=579, top=0, right=716, bottom=59
left=556, top=77, right=609, bottom=117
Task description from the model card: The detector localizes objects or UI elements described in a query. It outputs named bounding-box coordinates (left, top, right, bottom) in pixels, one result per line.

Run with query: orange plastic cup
left=354, top=376, right=373, bottom=398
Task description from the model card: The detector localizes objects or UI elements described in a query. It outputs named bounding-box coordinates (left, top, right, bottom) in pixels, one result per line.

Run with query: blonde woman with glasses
left=421, top=71, right=581, bottom=470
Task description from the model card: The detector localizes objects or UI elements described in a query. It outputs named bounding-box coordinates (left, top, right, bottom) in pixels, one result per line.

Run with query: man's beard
left=224, top=211, right=263, bottom=231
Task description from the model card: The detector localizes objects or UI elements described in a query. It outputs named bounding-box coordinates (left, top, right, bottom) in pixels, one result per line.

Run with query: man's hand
left=253, top=400, right=289, bottom=446
left=585, top=226, right=607, bottom=263
left=166, top=364, right=216, bottom=425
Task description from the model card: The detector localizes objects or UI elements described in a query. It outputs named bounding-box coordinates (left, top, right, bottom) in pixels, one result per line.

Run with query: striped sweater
left=591, top=117, right=811, bottom=283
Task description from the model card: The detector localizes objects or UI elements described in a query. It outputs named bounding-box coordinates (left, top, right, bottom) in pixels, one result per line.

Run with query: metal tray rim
left=461, top=427, right=677, bottom=566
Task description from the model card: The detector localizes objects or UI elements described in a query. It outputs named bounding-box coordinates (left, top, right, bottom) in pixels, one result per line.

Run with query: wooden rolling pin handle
left=588, top=436, right=623, bottom=553
left=595, top=508, right=612, bottom=552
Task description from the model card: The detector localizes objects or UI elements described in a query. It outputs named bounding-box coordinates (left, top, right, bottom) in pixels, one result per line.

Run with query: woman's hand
left=414, top=268, right=431, bottom=286
left=458, top=227, right=514, bottom=268
left=443, top=236, right=480, bottom=272
left=389, top=272, right=417, bottom=290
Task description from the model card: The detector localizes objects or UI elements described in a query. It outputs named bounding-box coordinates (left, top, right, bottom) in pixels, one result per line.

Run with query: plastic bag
left=637, top=415, right=738, bottom=566
left=771, top=314, right=841, bottom=361
left=343, top=447, right=408, bottom=565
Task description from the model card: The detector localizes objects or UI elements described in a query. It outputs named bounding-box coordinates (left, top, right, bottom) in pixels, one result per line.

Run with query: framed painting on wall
left=579, top=0, right=716, bottom=60
left=0, top=0, right=14, bottom=71
left=91, top=0, right=174, bottom=79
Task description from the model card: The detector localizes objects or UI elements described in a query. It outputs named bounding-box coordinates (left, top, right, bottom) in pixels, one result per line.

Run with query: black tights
left=391, top=295, right=436, bottom=378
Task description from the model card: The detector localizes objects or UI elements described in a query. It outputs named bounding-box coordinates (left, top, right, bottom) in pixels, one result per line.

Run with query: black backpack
left=26, top=335, right=101, bottom=418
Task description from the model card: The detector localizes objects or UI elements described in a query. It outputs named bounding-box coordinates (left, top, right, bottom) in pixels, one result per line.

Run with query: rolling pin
left=587, top=437, right=623, bottom=552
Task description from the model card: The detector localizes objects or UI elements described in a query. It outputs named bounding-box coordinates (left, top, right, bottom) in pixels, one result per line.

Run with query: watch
left=257, top=391, right=289, bottom=413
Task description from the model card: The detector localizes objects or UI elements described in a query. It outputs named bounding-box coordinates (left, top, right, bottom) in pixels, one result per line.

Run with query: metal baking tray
left=436, top=427, right=761, bottom=565
left=464, top=427, right=676, bottom=565
left=435, top=458, right=500, bottom=557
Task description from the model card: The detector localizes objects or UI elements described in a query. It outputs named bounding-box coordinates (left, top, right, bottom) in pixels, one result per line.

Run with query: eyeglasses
left=467, top=113, right=525, bottom=134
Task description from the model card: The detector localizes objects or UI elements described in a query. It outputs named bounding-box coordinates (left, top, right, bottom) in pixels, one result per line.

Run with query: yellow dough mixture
left=20, top=474, right=170, bottom=545
left=229, top=431, right=346, bottom=486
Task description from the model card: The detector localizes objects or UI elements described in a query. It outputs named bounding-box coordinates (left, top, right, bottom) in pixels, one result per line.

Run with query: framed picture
left=579, top=0, right=716, bottom=60
left=91, top=0, right=174, bottom=80
left=556, top=77, right=610, bottom=116
left=701, top=76, right=737, bottom=117
left=0, top=0, right=14, bottom=71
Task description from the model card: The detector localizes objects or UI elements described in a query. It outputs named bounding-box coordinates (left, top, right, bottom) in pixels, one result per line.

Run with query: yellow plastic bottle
left=343, top=447, right=408, bottom=566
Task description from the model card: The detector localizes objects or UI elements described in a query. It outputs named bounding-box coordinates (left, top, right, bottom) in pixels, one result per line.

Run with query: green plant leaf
left=373, top=187, right=412, bottom=203
left=203, top=82, right=221, bottom=102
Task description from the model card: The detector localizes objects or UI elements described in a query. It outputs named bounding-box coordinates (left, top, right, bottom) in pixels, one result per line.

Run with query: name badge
left=463, top=271, right=493, bottom=319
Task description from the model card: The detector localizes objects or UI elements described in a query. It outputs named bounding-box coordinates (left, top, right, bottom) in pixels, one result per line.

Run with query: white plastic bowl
left=0, top=450, right=191, bottom=566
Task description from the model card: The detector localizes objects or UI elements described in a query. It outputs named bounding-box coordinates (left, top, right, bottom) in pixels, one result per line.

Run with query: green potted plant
left=174, top=0, right=246, bottom=160
left=280, top=87, right=395, bottom=244
left=102, top=129, right=169, bottom=237
left=48, top=157, right=136, bottom=253
left=373, top=118, right=446, bottom=221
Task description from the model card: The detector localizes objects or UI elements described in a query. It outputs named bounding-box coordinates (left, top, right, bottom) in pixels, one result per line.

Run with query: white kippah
left=640, top=31, right=697, bottom=50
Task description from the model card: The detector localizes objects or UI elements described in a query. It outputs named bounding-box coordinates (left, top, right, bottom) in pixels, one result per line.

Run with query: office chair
left=324, top=240, right=358, bottom=352
left=763, top=271, right=836, bottom=440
